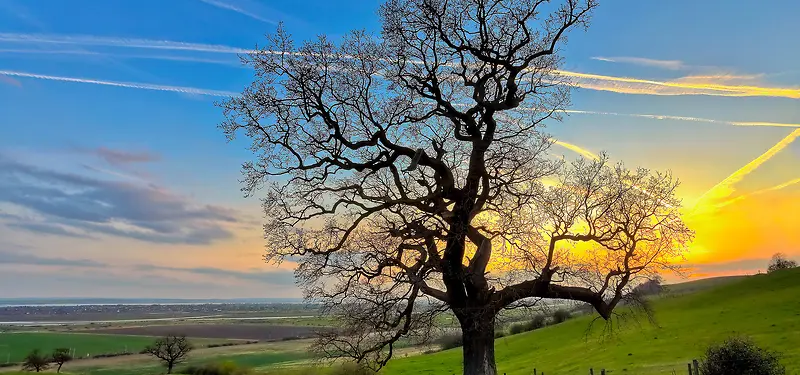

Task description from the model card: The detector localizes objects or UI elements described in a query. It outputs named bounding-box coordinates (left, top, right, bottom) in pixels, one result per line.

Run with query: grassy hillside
left=382, top=268, right=800, bottom=375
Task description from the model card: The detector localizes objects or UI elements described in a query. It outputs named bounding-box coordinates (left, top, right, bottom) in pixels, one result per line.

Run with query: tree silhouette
left=767, top=253, right=797, bottom=273
left=143, top=335, right=193, bottom=374
left=51, top=348, right=72, bottom=373
left=22, top=349, right=49, bottom=373
left=220, top=0, right=693, bottom=374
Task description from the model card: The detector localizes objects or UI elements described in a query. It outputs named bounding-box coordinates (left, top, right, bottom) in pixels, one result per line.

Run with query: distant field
left=76, top=324, right=325, bottom=341
left=664, top=275, right=750, bottom=295
left=0, top=332, right=230, bottom=363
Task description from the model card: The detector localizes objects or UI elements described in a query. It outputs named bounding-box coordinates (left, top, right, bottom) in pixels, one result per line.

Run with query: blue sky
left=1, top=0, right=798, bottom=298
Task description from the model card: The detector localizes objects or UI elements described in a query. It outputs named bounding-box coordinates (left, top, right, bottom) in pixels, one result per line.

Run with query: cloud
left=0, top=153, right=238, bottom=244
left=0, top=250, right=104, bottom=267
left=691, top=128, right=800, bottom=215
left=137, top=264, right=297, bottom=286
left=0, top=70, right=237, bottom=97
left=75, top=147, right=160, bottom=166
left=556, top=70, right=800, bottom=99
left=591, top=56, right=686, bottom=70
left=197, top=0, right=276, bottom=24
left=5, top=222, right=93, bottom=239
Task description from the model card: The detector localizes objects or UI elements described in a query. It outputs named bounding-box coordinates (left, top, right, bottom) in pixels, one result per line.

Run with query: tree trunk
left=167, top=362, right=174, bottom=374
left=461, top=316, right=497, bottom=375
left=57, top=363, right=63, bottom=373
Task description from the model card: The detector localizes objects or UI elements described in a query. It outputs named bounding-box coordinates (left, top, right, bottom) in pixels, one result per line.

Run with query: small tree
left=51, top=348, right=73, bottom=373
left=700, top=335, right=785, bottom=375
left=22, top=349, right=50, bottom=373
left=767, top=253, right=797, bottom=273
left=143, top=335, right=193, bottom=374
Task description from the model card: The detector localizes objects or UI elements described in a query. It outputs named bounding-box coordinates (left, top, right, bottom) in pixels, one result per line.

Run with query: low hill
left=663, top=274, right=750, bottom=295
left=383, top=268, right=800, bottom=375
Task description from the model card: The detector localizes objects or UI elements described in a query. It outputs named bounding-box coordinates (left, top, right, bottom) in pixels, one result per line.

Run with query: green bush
left=552, top=309, right=571, bottom=324
left=508, top=314, right=547, bottom=335
left=699, top=335, right=785, bottom=375
left=181, top=361, right=252, bottom=375
left=436, top=332, right=463, bottom=350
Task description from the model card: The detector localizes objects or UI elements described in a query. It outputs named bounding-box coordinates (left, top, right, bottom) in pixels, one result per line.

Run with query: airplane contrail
left=197, top=0, right=276, bottom=24
left=0, top=70, right=238, bottom=97
left=691, top=128, right=800, bottom=215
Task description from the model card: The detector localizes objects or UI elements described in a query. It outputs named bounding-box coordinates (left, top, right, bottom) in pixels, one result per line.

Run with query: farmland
left=75, top=324, right=325, bottom=341
left=1, top=270, right=798, bottom=374
left=0, top=332, right=210, bottom=363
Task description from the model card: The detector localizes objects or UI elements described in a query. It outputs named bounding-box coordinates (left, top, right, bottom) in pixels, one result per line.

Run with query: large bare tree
left=219, top=1, right=693, bottom=374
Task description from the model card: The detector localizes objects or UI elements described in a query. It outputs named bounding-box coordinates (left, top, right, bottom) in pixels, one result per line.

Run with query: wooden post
left=534, top=369, right=537, bottom=375
left=590, top=369, right=594, bottom=375
left=601, top=369, right=606, bottom=375
left=693, top=359, right=700, bottom=375
left=688, top=363, right=693, bottom=375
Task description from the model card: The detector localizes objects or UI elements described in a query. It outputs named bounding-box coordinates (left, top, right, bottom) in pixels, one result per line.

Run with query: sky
left=0, top=0, right=798, bottom=299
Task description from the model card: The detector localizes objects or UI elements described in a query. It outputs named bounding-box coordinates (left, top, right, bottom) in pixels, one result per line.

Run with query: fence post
left=590, top=369, right=594, bottom=375
left=534, top=369, right=537, bottom=375
left=601, top=369, right=606, bottom=375
left=693, top=359, right=700, bottom=375
left=688, top=363, right=693, bottom=375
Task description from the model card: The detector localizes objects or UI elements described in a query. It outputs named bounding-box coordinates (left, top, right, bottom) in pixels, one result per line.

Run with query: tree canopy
left=220, top=0, right=693, bottom=374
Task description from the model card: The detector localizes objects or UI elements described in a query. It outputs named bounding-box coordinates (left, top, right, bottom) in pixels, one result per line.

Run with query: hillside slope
left=383, top=268, right=800, bottom=375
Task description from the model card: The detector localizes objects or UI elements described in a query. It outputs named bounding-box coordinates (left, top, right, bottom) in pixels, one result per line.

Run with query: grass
left=0, top=332, right=225, bottom=363
left=380, top=268, right=800, bottom=375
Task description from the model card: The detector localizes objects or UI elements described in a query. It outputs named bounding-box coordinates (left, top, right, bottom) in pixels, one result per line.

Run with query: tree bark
left=461, top=315, right=497, bottom=375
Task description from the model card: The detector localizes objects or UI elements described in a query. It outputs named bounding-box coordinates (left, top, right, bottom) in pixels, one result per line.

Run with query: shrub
left=699, top=335, right=785, bottom=375
left=530, top=314, right=547, bottom=329
left=493, top=330, right=506, bottom=339
left=436, top=332, right=463, bottom=350
left=552, top=309, right=571, bottom=324
left=181, top=361, right=252, bottom=375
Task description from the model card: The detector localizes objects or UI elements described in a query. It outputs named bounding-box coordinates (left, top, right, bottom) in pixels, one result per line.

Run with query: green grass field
left=381, top=268, right=800, bottom=375
left=0, top=332, right=226, bottom=363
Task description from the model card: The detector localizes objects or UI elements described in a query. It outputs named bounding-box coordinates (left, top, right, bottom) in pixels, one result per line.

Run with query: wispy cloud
left=691, top=129, right=800, bottom=215
left=591, top=56, right=686, bottom=70
left=76, top=147, right=161, bottom=166
left=714, top=177, right=800, bottom=209
left=197, top=0, right=276, bottom=24
left=0, top=70, right=237, bottom=97
left=556, top=70, right=800, bottom=99
left=0, top=48, right=243, bottom=66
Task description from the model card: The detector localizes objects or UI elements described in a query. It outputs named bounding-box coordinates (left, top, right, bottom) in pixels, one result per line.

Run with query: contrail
left=691, top=128, right=800, bottom=215
left=0, top=33, right=255, bottom=54
left=548, top=108, right=800, bottom=128
left=713, top=177, right=800, bottom=210
left=555, top=70, right=800, bottom=99
left=0, top=70, right=238, bottom=97
left=197, top=0, right=276, bottom=24
left=552, top=140, right=600, bottom=160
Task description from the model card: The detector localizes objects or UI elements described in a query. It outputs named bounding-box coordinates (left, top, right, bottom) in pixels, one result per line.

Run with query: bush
left=552, top=309, right=571, bottom=324
left=699, top=335, right=785, bottom=375
left=436, top=332, right=463, bottom=350
left=530, top=314, right=547, bottom=329
left=181, top=361, right=252, bottom=375
left=508, top=314, right=547, bottom=335
left=493, top=330, right=506, bottom=339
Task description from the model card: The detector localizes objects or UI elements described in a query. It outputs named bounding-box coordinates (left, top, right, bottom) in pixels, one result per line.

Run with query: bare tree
left=219, top=1, right=693, bottom=374
left=767, top=253, right=797, bottom=273
left=51, top=348, right=72, bottom=373
left=22, top=349, right=49, bottom=373
left=143, top=335, right=193, bottom=374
